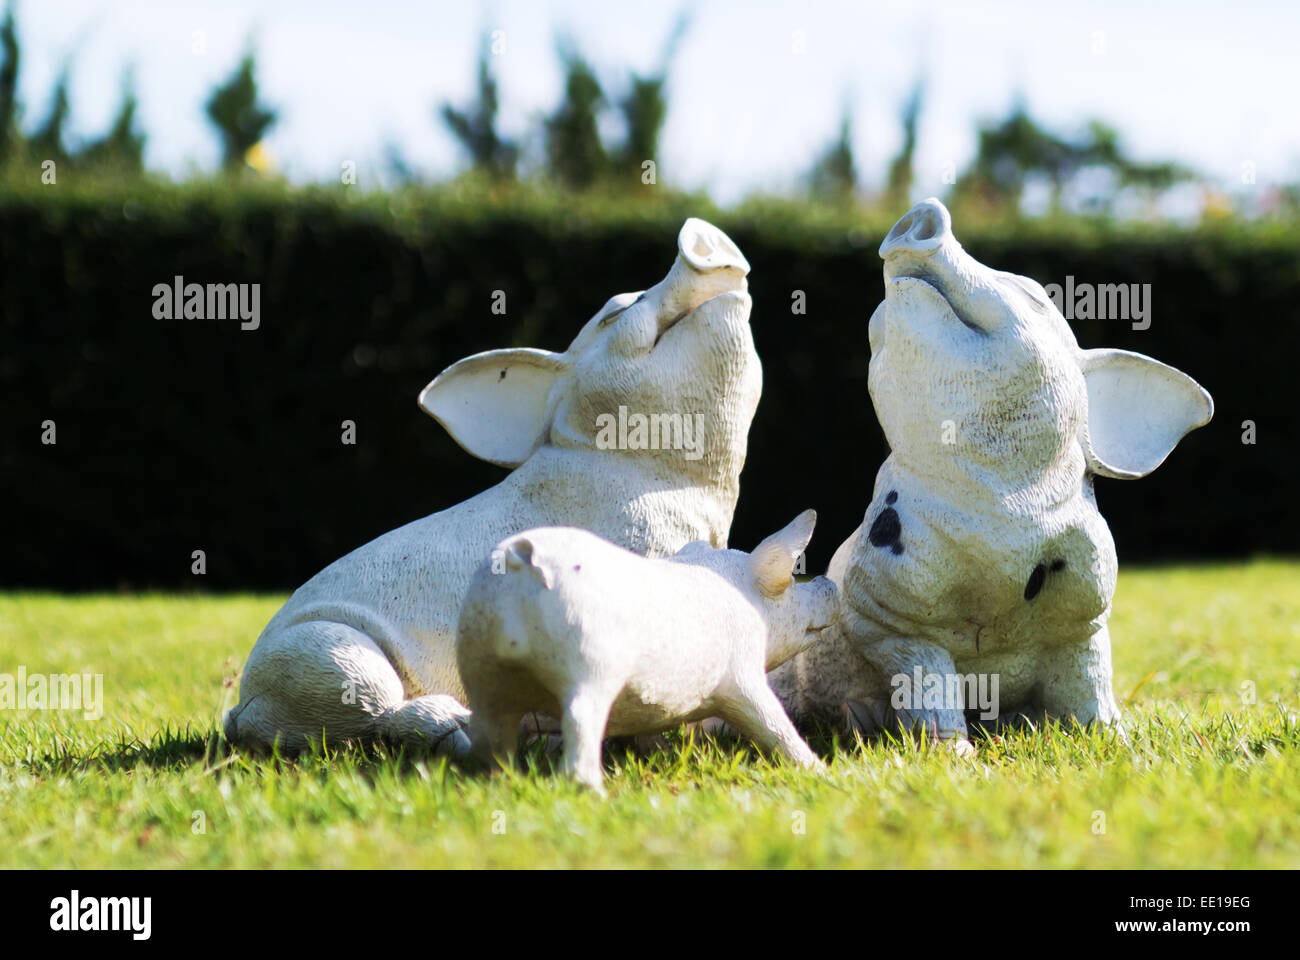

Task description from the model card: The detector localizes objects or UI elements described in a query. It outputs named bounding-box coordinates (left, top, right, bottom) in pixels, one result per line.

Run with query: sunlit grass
left=1, top=559, right=1297, bottom=868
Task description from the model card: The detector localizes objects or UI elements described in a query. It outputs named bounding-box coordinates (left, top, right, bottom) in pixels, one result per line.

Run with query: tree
left=439, top=33, right=518, bottom=180
left=383, top=140, right=417, bottom=186
left=954, top=99, right=1076, bottom=210
left=886, top=77, right=924, bottom=209
left=807, top=103, right=856, bottom=202
left=545, top=39, right=606, bottom=189
left=0, top=2, right=22, bottom=162
left=955, top=100, right=1192, bottom=214
left=30, top=68, right=71, bottom=162
left=80, top=71, right=145, bottom=173
left=613, top=11, right=689, bottom=183
left=1079, top=120, right=1189, bottom=192
left=206, top=52, right=277, bottom=173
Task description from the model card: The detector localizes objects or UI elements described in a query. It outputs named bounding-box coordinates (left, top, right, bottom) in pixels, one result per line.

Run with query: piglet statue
left=458, top=511, right=838, bottom=795
left=225, top=218, right=760, bottom=756
left=770, top=199, right=1213, bottom=752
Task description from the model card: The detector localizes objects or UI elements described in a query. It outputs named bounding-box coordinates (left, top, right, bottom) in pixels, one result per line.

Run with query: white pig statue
left=458, top=511, right=839, bottom=794
left=224, top=218, right=761, bottom=756
left=770, top=198, right=1213, bottom=752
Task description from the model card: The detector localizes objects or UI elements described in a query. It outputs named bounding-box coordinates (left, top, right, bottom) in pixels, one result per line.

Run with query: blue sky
left=14, top=0, right=1300, bottom=203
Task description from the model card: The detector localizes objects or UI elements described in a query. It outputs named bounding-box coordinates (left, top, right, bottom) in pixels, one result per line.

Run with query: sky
left=13, top=0, right=1300, bottom=203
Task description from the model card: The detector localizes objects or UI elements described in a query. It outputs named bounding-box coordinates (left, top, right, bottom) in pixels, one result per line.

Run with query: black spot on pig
left=885, top=490, right=898, bottom=505
left=1024, top=564, right=1046, bottom=600
left=1024, top=559, right=1066, bottom=600
left=869, top=506, right=903, bottom=555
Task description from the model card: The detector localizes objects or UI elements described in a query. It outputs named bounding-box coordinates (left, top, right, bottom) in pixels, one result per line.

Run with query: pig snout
left=650, top=218, right=750, bottom=334
left=801, top=575, right=840, bottom=632
left=879, top=197, right=951, bottom=262
left=876, top=198, right=997, bottom=336
left=878, top=198, right=968, bottom=290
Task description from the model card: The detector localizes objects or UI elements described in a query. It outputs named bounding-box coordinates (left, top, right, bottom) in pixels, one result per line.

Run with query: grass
left=1, top=560, right=1297, bottom=868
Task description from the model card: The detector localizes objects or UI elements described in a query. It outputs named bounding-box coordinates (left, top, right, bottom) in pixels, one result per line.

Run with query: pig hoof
left=1108, top=720, right=1130, bottom=746
left=844, top=699, right=889, bottom=739
left=631, top=732, right=671, bottom=757
left=520, top=712, right=563, bottom=737
left=894, top=707, right=967, bottom=747
left=531, top=733, right=565, bottom=757
left=381, top=695, right=473, bottom=758
left=569, top=773, right=608, bottom=799
left=944, top=737, right=977, bottom=760
left=422, top=713, right=472, bottom=758
left=439, top=723, right=472, bottom=758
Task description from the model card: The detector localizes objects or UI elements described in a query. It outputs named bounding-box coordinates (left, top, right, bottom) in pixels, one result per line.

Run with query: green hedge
left=1, top=181, right=1293, bottom=589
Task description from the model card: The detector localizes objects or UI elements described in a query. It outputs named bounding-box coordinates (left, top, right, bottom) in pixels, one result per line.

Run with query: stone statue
left=770, top=199, right=1214, bottom=753
left=458, top=512, right=838, bottom=794
left=224, top=218, right=761, bottom=755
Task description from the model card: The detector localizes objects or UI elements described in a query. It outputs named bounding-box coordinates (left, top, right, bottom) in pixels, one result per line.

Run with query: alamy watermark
left=152, top=275, right=260, bottom=330
left=890, top=667, right=999, bottom=721
left=0, top=667, right=103, bottom=720
left=594, top=405, right=705, bottom=461
left=1043, top=275, right=1150, bottom=330
left=50, top=890, right=151, bottom=940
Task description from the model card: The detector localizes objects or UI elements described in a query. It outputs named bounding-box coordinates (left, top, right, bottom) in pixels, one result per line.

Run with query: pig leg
left=468, top=705, right=524, bottom=767
left=1038, top=626, right=1124, bottom=736
left=859, top=637, right=975, bottom=754
left=224, top=620, right=470, bottom=756
left=560, top=689, right=614, bottom=796
left=722, top=674, right=824, bottom=770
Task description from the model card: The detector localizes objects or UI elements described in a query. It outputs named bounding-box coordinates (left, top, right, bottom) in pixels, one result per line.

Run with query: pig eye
left=1003, top=274, right=1050, bottom=314
left=598, top=292, right=646, bottom=327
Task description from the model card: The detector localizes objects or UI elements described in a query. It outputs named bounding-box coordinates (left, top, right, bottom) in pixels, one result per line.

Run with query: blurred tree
left=545, top=39, right=606, bottom=189
left=384, top=140, right=418, bottom=186
left=0, top=2, right=19, bottom=162
left=1276, top=184, right=1300, bottom=218
left=955, top=102, right=1193, bottom=214
left=1079, top=120, right=1191, bottom=199
left=807, top=103, right=856, bottom=202
left=206, top=52, right=277, bottom=173
left=613, top=11, right=689, bottom=184
left=30, top=68, right=71, bottom=163
left=80, top=71, right=145, bottom=173
left=886, top=77, right=924, bottom=210
left=439, top=33, right=518, bottom=181
left=954, top=100, right=1073, bottom=209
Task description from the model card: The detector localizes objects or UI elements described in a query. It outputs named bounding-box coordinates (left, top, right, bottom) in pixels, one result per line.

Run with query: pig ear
left=419, top=348, right=569, bottom=468
left=677, top=218, right=751, bottom=274
left=1080, top=348, right=1214, bottom=479
left=503, top=537, right=553, bottom=589
left=750, top=509, right=817, bottom=598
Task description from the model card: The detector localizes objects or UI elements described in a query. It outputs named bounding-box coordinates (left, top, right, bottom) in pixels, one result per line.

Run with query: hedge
left=1, top=181, right=1294, bottom=589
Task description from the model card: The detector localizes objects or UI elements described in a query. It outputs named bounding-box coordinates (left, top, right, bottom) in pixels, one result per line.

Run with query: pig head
left=770, top=198, right=1212, bottom=747
left=225, top=218, right=762, bottom=755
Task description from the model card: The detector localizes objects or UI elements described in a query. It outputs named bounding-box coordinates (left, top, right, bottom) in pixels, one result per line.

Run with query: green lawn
left=1, top=560, right=1297, bottom=868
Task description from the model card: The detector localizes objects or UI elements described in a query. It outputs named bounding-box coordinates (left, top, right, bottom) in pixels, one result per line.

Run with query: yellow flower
left=1201, top=186, right=1233, bottom=219
left=244, top=141, right=274, bottom=174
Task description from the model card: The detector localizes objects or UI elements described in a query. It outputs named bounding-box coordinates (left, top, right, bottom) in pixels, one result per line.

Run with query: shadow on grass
left=14, top=722, right=219, bottom=776
left=15, top=718, right=849, bottom=782
left=14, top=720, right=563, bottom=781
left=12, top=709, right=1158, bottom=783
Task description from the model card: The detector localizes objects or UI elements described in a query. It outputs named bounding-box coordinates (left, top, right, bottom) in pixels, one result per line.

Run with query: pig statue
left=770, top=198, right=1213, bottom=752
left=224, top=218, right=762, bottom=756
left=458, top=511, right=839, bottom=794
